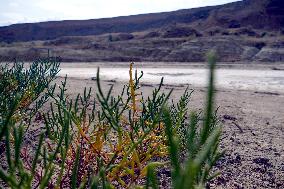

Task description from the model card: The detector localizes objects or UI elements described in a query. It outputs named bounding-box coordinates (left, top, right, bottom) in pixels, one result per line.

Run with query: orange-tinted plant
left=43, top=63, right=172, bottom=188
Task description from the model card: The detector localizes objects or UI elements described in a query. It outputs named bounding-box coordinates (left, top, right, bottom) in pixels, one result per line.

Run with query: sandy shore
left=57, top=63, right=284, bottom=189
left=59, top=61, right=284, bottom=69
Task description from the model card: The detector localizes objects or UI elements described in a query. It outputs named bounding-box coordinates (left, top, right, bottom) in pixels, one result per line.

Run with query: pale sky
left=0, top=0, right=239, bottom=26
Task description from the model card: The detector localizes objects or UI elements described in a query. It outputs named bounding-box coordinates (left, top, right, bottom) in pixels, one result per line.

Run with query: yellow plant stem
left=129, top=63, right=137, bottom=117
left=75, top=122, right=108, bottom=161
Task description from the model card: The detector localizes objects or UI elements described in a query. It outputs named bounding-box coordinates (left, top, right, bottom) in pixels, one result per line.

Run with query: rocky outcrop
left=241, top=47, right=260, bottom=60
left=255, top=48, right=284, bottom=62
left=165, top=37, right=245, bottom=62
left=162, top=26, right=202, bottom=38
left=1, top=34, right=284, bottom=62
left=141, top=32, right=161, bottom=39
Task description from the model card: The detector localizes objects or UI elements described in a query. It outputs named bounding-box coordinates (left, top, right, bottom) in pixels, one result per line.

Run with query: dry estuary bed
left=56, top=62, right=284, bottom=188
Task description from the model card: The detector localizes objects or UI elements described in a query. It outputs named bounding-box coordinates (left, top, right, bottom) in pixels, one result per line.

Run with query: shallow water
left=58, top=67, right=284, bottom=93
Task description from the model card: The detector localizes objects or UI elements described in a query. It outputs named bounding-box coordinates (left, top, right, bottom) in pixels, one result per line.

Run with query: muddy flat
left=59, top=63, right=284, bottom=93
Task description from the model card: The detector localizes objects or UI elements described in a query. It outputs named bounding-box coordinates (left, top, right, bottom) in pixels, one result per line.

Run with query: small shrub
left=0, top=53, right=222, bottom=188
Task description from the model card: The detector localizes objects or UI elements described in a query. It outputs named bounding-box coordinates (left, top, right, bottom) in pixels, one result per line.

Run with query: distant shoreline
left=58, top=61, right=284, bottom=70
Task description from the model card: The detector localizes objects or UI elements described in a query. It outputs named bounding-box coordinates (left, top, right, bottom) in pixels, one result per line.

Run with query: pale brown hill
left=0, top=0, right=283, bottom=43
left=0, top=0, right=283, bottom=62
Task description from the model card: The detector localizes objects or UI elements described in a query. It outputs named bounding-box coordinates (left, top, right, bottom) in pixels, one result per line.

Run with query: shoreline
left=57, top=63, right=284, bottom=94
left=59, top=61, right=284, bottom=70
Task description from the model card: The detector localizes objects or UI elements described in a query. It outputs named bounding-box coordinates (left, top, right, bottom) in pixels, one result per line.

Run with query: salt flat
left=58, top=63, right=284, bottom=93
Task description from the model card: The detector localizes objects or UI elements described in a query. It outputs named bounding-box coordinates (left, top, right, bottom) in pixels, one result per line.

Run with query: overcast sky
left=0, top=0, right=239, bottom=26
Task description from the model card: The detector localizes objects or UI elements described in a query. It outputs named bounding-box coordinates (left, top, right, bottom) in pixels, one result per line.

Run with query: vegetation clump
left=0, top=54, right=222, bottom=188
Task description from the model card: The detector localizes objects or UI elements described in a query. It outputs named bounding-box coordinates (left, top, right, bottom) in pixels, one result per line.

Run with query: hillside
left=0, top=0, right=283, bottom=62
